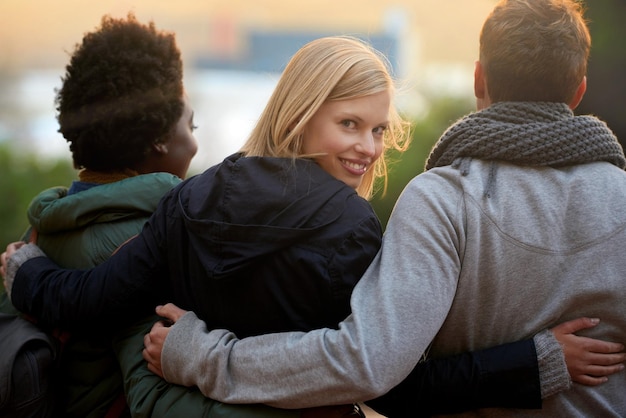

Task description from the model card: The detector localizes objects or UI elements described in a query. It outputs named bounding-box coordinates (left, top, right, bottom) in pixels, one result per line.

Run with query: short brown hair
left=480, top=0, right=590, bottom=103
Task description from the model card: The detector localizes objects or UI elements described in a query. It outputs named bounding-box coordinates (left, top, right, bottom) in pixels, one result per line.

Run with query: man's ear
left=474, top=61, right=491, bottom=110
left=474, top=61, right=486, bottom=100
left=569, top=76, right=587, bottom=110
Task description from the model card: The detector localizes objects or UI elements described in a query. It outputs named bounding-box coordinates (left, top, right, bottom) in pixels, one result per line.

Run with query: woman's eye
left=341, top=120, right=356, bottom=129
left=373, top=125, right=387, bottom=135
left=190, top=123, right=198, bottom=132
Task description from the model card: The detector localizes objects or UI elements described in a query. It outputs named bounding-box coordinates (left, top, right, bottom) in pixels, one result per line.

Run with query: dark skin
left=134, top=95, right=198, bottom=179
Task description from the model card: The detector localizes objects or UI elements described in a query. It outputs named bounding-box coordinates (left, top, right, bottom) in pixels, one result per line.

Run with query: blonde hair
left=480, top=0, right=590, bottom=103
left=240, top=36, right=411, bottom=199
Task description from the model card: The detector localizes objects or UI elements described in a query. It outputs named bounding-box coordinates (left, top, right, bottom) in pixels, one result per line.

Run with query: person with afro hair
left=0, top=13, right=200, bottom=417
left=2, top=13, right=356, bottom=418
left=56, top=13, right=195, bottom=180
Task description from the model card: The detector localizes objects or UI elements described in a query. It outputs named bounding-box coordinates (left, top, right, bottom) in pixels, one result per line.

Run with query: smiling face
left=301, top=91, right=390, bottom=190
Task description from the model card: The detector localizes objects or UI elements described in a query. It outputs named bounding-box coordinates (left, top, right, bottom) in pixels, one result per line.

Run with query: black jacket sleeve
left=10, top=191, right=180, bottom=331
left=11, top=231, right=169, bottom=331
left=365, top=338, right=540, bottom=417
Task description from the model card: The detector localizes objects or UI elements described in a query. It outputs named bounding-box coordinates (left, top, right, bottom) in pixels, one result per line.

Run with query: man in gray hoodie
left=139, top=0, right=626, bottom=416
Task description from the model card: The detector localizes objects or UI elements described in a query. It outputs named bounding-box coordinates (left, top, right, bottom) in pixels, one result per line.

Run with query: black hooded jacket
left=13, top=153, right=382, bottom=335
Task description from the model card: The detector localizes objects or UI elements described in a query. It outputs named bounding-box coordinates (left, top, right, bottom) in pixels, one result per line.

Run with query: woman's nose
left=355, top=133, right=376, bottom=157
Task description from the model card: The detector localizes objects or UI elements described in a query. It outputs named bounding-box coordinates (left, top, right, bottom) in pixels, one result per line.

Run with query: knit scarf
left=425, top=102, right=625, bottom=171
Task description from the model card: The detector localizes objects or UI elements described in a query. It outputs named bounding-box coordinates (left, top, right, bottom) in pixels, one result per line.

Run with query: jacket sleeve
left=10, top=213, right=171, bottom=330
left=365, top=338, right=541, bottom=417
left=113, top=315, right=301, bottom=418
left=164, top=314, right=572, bottom=414
left=158, top=174, right=571, bottom=409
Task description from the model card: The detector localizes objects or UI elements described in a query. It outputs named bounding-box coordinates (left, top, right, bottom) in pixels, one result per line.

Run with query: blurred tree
left=0, top=144, right=75, bottom=247
left=577, top=0, right=626, bottom=146
left=0, top=68, right=18, bottom=142
left=371, top=96, right=474, bottom=227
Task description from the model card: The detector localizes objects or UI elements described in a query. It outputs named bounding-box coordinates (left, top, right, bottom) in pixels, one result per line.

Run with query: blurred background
left=1, top=0, right=625, bottom=248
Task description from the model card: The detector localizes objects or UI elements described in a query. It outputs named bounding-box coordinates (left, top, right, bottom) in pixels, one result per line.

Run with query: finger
left=144, top=354, right=156, bottom=370
left=6, top=242, right=19, bottom=255
left=595, top=341, right=625, bottom=354
left=5, top=241, right=25, bottom=259
left=156, top=303, right=186, bottom=322
left=143, top=334, right=159, bottom=355
left=575, top=337, right=625, bottom=354
left=573, top=375, right=609, bottom=386
left=552, top=317, right=600, bottom=334
left=582, top=352, right=626, bottom=366
left=149, top=328, right=168, bottom=346
left=143, top=347, right=160, bottom=368
left=147, top=362, right=164, bottom=378
left=142, top=347, right=152, bottom=363
left=150, top=320, right=166, bottom=333
left=155, top=303, right=175, bottom=319
left=581, top=363, right=625, bottom=377
left=589, top=341, right=625, bottom=355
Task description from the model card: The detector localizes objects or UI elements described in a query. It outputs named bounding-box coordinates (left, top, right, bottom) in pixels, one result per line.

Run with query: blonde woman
left=3, top=36, right=622, bottom=417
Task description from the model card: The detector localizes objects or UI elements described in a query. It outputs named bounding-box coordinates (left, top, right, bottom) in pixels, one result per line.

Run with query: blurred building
left=1, top=1, right=497, bottom=168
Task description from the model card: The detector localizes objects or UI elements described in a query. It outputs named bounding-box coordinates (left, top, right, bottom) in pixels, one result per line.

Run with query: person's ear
left=568, top=76, right=587, bottom=110
left=474, top=61, right=491, bottom=110
left=153, top=142, right=169, bottom=155
left=474, top=61, right=486, bottom=100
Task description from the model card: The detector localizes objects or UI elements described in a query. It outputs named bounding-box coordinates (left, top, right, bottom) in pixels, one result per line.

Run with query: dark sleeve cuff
left=365, top=339, right=541, bottom=417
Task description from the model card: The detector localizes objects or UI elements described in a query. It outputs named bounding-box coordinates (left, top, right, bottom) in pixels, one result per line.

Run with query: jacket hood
left=177, top=154, right=358, bottom=278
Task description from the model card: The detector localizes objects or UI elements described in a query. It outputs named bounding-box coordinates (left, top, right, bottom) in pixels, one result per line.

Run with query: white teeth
left=342, top=159, right=366, bottom=170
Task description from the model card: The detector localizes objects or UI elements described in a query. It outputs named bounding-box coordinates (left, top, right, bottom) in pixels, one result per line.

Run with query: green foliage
left=0, top=143, right=75, bottom=247
left=576, top=0, right=626, bottom=145
left=370, top=96, right=474, bottom=228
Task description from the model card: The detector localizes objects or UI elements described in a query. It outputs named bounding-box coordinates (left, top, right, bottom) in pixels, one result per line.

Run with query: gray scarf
left=425, top=102, right=625, bottom=171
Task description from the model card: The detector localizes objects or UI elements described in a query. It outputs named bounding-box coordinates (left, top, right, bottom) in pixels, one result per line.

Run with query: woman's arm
left=5, top=231, right=168, bottom=329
